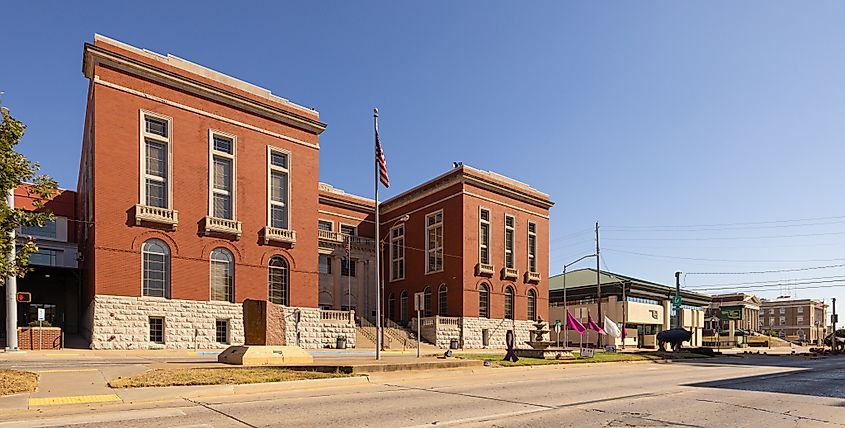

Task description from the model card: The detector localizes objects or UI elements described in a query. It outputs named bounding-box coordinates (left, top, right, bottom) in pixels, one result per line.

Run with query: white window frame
left=479, top=207, right=491, bottom=265
left=339, top=223, right=358, bottom=236
left=266, top=146, right=292, bottom=229
left=504, top=214, right=515, bottom=269
left=425, top=210, right=444, bottom=274
left=389, top=224, right=405, bottom=282
left=527, top=220, right=537, bottom=273
left=208, top=130, right=237, bottom=220
left=139, top=110, right=173, bottom=209
left=318, top=219, right=334, bottom=232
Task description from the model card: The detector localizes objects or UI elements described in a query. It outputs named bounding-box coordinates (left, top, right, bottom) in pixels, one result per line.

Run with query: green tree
left=0, top=105, right=58, bottom=279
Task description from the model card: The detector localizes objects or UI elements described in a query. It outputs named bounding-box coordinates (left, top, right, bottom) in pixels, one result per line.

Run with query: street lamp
left=376, top=214, right=409, bottom=359
left=562, top=254, right=596, bottom=348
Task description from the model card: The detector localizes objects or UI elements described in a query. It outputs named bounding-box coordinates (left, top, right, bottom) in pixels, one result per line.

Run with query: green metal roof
left=549, top=268, right=712, bottom=303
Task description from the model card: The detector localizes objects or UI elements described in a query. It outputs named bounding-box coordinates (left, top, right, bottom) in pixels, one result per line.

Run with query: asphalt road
left=3, top=355, right=844, bottom=427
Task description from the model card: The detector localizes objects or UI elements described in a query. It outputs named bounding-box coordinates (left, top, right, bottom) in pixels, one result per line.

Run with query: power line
left=689, top=282, right=845, bottom=292
left=687, top=277, right=845, bottom=291
left=604, top=248, right=845, bottom=264
left=683, top=264, right=845, bottom=276
left=604, top=230, right=845, bottom=242
left=684, top=274, right=845, bottom=288
left=603, top=214, right=845, bottom=230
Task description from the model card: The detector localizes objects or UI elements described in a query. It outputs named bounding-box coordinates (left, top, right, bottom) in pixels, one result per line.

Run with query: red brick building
left=380, top=165, right=553, bottom=348
left=26, top=35, right=555, bottom=350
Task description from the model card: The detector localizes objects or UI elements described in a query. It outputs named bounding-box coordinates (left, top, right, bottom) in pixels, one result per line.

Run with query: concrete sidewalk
left=0, top=348, right=480, bottom=413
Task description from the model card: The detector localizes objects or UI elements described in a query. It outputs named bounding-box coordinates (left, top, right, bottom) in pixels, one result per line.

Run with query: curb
left=115, top=375, right=373, bottom=404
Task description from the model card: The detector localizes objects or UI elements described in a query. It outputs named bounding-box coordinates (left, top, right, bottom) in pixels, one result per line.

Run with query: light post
left=376, top=214, right=409, bottom=358
left=562, top=254, right=596, bottom=349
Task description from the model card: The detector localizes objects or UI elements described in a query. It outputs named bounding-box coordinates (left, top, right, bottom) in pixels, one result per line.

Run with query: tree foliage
left=0, top=105, right=58, bottom=280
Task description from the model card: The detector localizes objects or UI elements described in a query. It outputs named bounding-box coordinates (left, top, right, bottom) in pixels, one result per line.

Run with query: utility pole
left=622, top=281, right=628, bottom=350
left=5, top=188, right=18, bottom=351
left=675, top=272, right=682, bottom=329
left=595, top=222, right=601, bottom=348
left=833, top=297, right=838, bottom=353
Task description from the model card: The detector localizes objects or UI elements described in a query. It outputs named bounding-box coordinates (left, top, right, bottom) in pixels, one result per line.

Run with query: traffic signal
left=15, top=292, right=31, bottom=303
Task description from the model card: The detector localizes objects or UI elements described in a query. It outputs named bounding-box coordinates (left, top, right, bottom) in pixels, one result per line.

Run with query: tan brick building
left=760, top=298, right=828, bottom=344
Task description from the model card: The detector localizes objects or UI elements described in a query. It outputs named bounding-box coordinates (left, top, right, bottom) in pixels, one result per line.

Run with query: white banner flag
left=604, top=316, right=622, bottom=338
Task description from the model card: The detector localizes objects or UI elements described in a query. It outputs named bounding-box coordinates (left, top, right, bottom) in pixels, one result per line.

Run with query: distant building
left=548, top=269, right=711, bottom=349
left=706, top=293, right=761, bottom=333
left=759, top=298, right=827, bottom=344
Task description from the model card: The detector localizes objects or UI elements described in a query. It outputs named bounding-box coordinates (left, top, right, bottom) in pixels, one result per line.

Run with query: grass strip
left=109, top=367, right=348, bottom=388
left=0, top=369, right=38, bottom=395
left=456, top=351, right=709, bottom=367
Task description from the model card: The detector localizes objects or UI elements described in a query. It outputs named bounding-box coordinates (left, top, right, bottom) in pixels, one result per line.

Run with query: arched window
left=479, top=284, right=490, bottom=318
left=210, top=248, right=234, bottom=302
left=268, top=256, right=289, bottom=306
left=423, top=287, right=432, bottom=317
left=387, top=293, right=395, bottom=321
left=504, top=286, right=515, bottom=319
left=142, top=239, right=170, bottom=298
left=400, top=291, right=409, bottom=323
left=438, top=284, right=448, bottom=316
left=527, top=289, right=537, bottom=321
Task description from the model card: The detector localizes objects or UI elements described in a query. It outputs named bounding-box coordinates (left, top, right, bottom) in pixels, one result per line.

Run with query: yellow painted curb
left=29, top=394, right=121, bottom=406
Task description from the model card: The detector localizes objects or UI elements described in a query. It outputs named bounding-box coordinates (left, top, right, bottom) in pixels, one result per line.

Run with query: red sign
left=15, top=292, right=31, bottom=303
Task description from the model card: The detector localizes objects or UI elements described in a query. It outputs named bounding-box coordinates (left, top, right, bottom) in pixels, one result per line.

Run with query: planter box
left=18, top=327, right=62, bottom=350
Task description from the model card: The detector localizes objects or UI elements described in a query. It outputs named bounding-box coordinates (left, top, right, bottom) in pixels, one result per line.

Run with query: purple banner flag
left=587, top=313, right=607, bottom=335
left=566, top=310, right=587, bottom=336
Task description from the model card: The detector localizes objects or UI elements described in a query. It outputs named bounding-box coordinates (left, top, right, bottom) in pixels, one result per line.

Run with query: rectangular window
left=268, top=148, right=290, bottom=229
left=779, top=316, right=786, bottom=325
left=426, top=211, right=444, bottom=273
left=797, top=316, right=804, bottom=324
left=342, top=259, right=357, bottom=277
left=779, top=308, right=785, bottom=314
left=527, top=221, right=537, bottom=273
left=28, top=248, right=61, bottom=266
left=318, top=220, right=333, bottom=231
left=319, top=255, right=332, bottom=274
left=390, top=225, right=405, bottom=281
left=769, top=309, right=775, bottom=315
left=141, top=112, right=171, bottom=208
left=479, top=208, right=490, bottom=265
left=210, top=132, right=236, bottom=220
left=149, top=317, right=164, bottom=344
left=797, top=307, right=804, bottom=314
left=215, top=319, right=229, bottom=344
left=19, top=219, right=57, bottom=239
left=504, top=215, right=515, bottom=269
left=340, top=224, right=357, bottom=236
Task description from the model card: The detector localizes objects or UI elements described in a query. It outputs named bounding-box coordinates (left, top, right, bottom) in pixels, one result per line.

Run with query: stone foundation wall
left=89, top=295, right=355, bottom=350
left=461, top=317, right=534, bottom=349
left=279, top=307, right=356, bottom=349
left=410, top=316, right=536, bottom=349
left=91, top=295, right=246, bottom=350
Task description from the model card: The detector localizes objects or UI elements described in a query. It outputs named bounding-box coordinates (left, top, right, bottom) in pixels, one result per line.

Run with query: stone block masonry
left=89, top=295, right=355, bottom=350
left=411, top=316, right=535, bottom=349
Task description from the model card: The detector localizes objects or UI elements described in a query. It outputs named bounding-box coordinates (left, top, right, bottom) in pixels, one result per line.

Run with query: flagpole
left=374, top=108, right=382, bottom=361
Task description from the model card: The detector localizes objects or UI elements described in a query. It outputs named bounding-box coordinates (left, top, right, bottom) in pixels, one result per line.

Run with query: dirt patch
left=0, top=369, right=38, bottom=395
left=109, top=367, right=348, bottom=388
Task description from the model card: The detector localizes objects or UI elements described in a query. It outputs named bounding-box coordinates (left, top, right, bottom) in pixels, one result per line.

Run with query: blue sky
left=3, top=2, right=844, bottom=316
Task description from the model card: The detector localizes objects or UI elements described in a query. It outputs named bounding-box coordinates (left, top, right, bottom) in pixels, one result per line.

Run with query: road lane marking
left=28, top=394, right=121, bottom=406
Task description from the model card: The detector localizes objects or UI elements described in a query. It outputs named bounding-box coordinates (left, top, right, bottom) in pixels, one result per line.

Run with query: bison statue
left=657, top=328, right=692, bottom=352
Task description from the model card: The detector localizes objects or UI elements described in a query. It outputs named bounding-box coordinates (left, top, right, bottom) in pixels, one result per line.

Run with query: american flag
left=375, top=128, right=390, bottom=188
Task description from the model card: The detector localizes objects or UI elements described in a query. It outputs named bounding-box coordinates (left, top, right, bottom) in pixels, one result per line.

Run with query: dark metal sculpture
left=504, top=330, right=519, bottom=362
left=657, top=328, right=692, bottom=352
